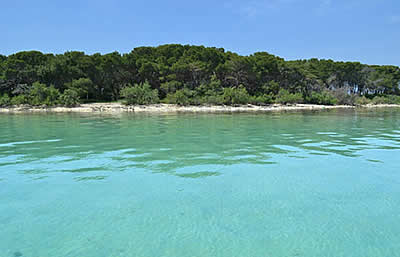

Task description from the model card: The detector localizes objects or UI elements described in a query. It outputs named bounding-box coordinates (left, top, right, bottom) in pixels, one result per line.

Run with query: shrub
left=188, top=96, right=202, bottom=106
left=10, top=95, right=29, bottom=105
left=355, top=96, right=372, bottom=106
left=371, top=96, right=387, bottom=104
left=195, top=82, right=224, bottom=105
left=200, top=95, right=224, bottom=105
left=262, top=80, right=280, bottom=95
left=275, top=89, right=304, bottom=104
left=29, top=82, right=60, bottom=106
left=306, top=91, right=337, bottom=105
left=65, top=78, right=93, bottom=100
left=121, top=82, right=159, bottom=105
left=164, top=89, right=190, bottom=105
left=249, top=94, right=274, bottom=105
left=44, top=86, right=60, bottom=106
left=222, top=86, right=250, bottom=105
left=196, top=75, right=222, bottom=96
left=59, top=89, right=80, bottom=107
left=371, top=95, right=400, bottom=105
left=0, top=94, right=11, bottom=107
left=386, top=95, right=400, bottom=104
left=29, top=82, right=48, bottom=105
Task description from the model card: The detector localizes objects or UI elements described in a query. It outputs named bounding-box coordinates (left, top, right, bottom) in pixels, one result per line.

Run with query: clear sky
left=1, top=0, right=399, bottom=66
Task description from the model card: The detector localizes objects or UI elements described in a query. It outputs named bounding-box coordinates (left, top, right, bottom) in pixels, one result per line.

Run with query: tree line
left=1, top=44, right=400, bottom=107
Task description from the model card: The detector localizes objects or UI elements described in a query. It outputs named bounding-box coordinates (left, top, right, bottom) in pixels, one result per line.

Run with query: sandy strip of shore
left=0, top=103, right=399, bottom=114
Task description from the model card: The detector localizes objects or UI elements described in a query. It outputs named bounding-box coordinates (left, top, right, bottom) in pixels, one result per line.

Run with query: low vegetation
left=0, top=84, right=81, bottom=107
left=120, top=82, right=159, bottom=105
left=59, top=89, right=80, bottom=107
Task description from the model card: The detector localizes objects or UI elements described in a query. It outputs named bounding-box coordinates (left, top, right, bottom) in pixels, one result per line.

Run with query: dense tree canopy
left=0, top=44, right=399, bottom=106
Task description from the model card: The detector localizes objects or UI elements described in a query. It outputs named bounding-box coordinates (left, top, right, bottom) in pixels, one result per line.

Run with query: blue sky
left=1, top=0, right=399, bottom=66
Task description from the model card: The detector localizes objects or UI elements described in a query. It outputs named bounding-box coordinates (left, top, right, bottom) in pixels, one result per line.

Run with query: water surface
left=1, top=109, right=400, bottom=257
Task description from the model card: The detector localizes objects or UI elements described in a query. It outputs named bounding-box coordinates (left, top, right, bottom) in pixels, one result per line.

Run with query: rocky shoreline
left=0, top=103, right=399, bottom=114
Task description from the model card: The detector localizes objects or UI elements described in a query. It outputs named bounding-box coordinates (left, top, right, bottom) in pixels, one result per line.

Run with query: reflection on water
left=1, top=108, right=400, bottom=257
left=1, top=109, right=400, bottom=178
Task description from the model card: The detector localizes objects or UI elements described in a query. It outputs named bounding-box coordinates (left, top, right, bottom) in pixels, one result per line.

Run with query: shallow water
left=1, top=109, right=400, bottom=257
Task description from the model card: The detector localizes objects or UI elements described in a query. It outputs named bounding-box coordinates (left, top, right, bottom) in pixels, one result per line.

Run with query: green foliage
left=384, top=95, right=400, bottom=104
left=196, top=75, right=222, bottom=96
left=29, top=82, right=60, bottom=106
left=199, top=94, right=224, bottom=105
left=65, top=78, right=93, bottom=100
left=0, top=45, right=399, bottom=106
left=355, top=96, right=372, bottom=105
left=193, top=75, right=225, bottom=105
left=160, top=80, right=182, bottom=95
left=371, top=95, right=400, bottom=105
left=121, top=82, right=159, bottom=105
left=59, top=89, right=80, bottom=107
left=0, top=94, right=11, bottom=106
left=222, top=86, right=250, bottom=105
left=10, top=95, right=28, bottom=105
left=306, top=91, right=338, bottom=105
left=164, top=89, right=191, bottom=105
left=29, top=82, right=48, bottom=105
left=262, top=81, right=280, bottom=95
left=249, top=94, right=274, bottom=105
left=46, top=86, right=61, bottom=106
left=275, top=89, right=304, bottom=104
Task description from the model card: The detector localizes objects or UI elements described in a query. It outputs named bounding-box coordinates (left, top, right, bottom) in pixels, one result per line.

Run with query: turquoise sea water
left=1, top=109, right=400, bottom=257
